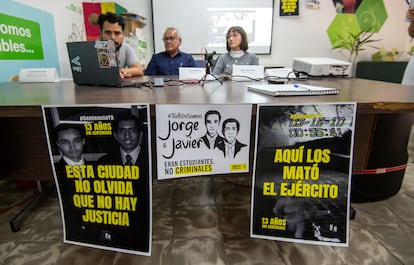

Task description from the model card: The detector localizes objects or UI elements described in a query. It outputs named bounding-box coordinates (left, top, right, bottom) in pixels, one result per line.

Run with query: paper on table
left=247, top=83, right=339, bottom=96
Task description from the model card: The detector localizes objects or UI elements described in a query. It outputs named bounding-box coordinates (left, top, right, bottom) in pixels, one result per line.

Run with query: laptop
left=66, top=40, right=150, bottom=87
left=231, top=65, right=265, bottom=81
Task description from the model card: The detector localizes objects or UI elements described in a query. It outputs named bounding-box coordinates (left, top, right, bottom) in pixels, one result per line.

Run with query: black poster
left=42, top=104, right=152, bottom=256
left=280, top=0, right=299, bottom=16
left=251, top=103, right=356, bottom=247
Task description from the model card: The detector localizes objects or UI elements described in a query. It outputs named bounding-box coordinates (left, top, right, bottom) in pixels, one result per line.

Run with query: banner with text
left=156, top=104, right=252, bottom=179
left=280, top=0, right=299, bottom=16
left=250, top=103, right=356, bottom=247
left=42, top=104, right=152, bottom=256
left=0, top=13, right=44, bottom=60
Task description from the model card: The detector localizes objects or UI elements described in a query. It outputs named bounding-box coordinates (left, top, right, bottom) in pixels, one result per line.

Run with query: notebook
left=231, top=65, right=264, bottom=81
left=247, top=84, right=339, bottom=96
left=66, top=40, right=150, bottom=87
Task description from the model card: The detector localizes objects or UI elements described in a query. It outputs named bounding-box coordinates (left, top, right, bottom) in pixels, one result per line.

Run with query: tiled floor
left=1, top=163, right=414, bottom=265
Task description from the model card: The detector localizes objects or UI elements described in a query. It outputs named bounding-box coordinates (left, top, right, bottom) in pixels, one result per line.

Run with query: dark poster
left=250, top=103, right=356, bottom=247
left=280, top=0, right=299, bottom=16
left=42, top=104, right=152, bottom=256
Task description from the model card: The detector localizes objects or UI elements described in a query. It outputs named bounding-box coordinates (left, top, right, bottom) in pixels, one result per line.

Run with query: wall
left=260, top=0, right=412, bottom=67
left=0, top=0, right=411, bottom=81
left=146, top=0, right=412, bottom=68
left=15, top=0, right=153, bottom=80
left=1, top=0, right=60, bottom=81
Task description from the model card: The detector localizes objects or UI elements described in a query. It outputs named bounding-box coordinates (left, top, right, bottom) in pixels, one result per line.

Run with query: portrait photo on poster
left=41, top=104, right=152, bottom=256
left=155, top=104, right=252, bottom=180
left=250, top=103, right=357, bottom=247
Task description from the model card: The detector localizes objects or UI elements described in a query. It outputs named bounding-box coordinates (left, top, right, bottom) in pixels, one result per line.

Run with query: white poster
left=156, top=104, right=252, bottom=179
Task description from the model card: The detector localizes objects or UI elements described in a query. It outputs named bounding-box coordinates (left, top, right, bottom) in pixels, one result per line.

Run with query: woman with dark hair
left=213, top=26, right=259, bottom=76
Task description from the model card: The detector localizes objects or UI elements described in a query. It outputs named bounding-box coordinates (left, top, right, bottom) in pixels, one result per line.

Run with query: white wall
left=259, top=0, right=412, bottom=67
left=261, top=1, right=337, bottom=67
left=10, top=0, right=413, bottom=78
left=143, top=0, right=412, bottom=68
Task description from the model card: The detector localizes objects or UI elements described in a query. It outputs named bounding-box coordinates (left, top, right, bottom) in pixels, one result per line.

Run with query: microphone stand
left=201, top=52, right=222, bottom=86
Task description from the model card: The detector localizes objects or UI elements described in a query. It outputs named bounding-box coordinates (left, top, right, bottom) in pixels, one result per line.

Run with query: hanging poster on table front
left=250, top=103, right=356, bottom=247
left=155, top=104, right=252, bottom=179
left=42, top=104, right=152, bottom=256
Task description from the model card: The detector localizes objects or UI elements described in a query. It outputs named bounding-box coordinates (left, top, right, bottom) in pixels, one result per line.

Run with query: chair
left=355, top=61, right=408, bottom=84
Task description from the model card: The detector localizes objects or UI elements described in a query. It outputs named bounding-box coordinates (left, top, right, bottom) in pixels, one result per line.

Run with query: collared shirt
left=62, top=156, right=85, bottom=180
left=63, top=156, right=85, bottom=166
left=206, top=134, right=218, bottom=149
left=225, top=141, right=236, bottom=158
left=120, top=145, right=141, bottom=165
left=145, top=50, right=196, bottom=75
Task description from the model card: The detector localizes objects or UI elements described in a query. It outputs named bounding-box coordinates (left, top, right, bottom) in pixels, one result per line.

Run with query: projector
left=292, top=57, right=351, bottom=76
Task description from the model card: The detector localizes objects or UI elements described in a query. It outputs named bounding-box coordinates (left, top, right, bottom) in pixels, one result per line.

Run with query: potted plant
left=333, top=30, right=381, bottom=64
left=332, top=30, right=381, bottom=75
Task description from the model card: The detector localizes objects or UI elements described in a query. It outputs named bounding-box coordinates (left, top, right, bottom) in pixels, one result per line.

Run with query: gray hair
left=164, top=27, right=182, bottom=39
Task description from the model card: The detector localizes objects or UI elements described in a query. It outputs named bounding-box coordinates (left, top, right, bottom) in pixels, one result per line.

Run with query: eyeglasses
left=227, top=33, right=240, bottom=39
left=162, top=36, right=178, bottom=42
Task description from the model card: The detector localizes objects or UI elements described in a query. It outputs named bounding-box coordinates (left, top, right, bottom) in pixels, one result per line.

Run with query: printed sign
left=280, top=0, right=299, bottom=16
left=0, top=13, right=44, bottom=60
left=42, top=104, right=152, bottom=256
left=156, top=104, right=252, bottom=179
left=251, top=103, right=356, bottom=247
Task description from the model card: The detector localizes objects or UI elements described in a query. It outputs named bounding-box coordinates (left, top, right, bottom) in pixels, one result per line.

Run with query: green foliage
left=332, top=30, right=381, bottom=63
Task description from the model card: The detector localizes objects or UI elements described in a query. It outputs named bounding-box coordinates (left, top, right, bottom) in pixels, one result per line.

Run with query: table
left=3, top=77, right=413, bottom=231
left=1, top=77, right=414, bottom=183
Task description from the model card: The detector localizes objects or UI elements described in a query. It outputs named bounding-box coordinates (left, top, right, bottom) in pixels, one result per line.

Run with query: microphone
left=202, top=47, right=208, bottom=58
left=204, top=50, right=216, bottom=61
left=200, top=48, right=222, bottom=85
left=204, top=50, right=216, bottom=68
